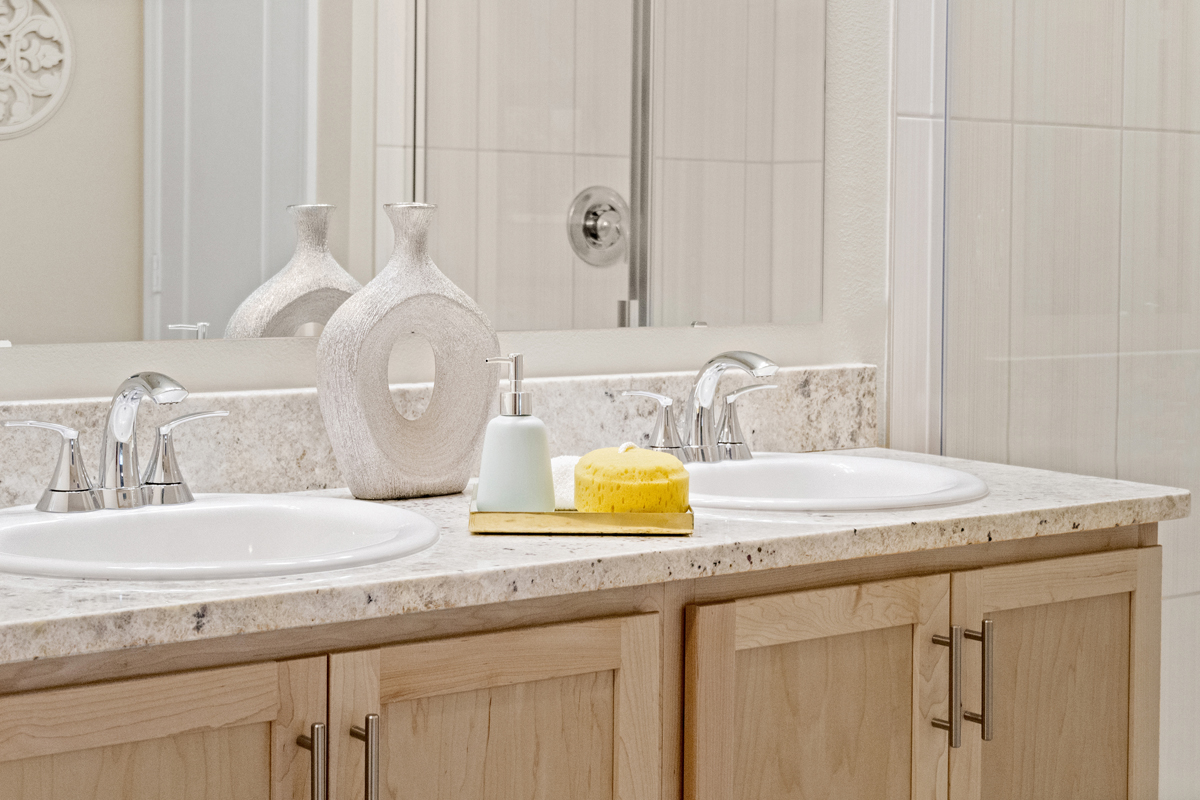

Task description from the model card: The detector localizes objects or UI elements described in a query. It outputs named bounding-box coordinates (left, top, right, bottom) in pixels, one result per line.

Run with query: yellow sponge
left=575, top=444, right=689, bottom=513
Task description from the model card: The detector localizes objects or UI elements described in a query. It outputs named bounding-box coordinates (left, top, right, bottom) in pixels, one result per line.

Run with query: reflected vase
left=225, top=204, right=362, bottom=338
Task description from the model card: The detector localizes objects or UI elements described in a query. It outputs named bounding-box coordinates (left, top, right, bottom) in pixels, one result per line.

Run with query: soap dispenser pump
left=475, top=353, right=556, bottom=512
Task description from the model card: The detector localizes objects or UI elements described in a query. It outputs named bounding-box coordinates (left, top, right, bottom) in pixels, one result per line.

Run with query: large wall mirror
left=0, top=0, right=825, bottom=346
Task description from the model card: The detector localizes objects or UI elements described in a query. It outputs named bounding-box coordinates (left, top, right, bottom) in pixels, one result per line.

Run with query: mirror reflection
left=0, top=0, right=826, bottom=345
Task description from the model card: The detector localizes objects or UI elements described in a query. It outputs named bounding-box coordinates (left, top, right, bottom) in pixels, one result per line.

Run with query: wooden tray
left=469, top=501, right=693, bottom=535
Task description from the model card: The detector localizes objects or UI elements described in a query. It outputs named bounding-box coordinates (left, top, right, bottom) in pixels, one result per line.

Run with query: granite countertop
left=0, top=448, right=1188, bottom=668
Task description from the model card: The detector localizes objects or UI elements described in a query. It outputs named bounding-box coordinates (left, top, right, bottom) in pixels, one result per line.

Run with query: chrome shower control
left=567, top=185, right=630, bottom=267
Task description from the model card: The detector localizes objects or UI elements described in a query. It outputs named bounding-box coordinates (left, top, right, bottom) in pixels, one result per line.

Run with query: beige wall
left=0, top=0, right=143, bottom=345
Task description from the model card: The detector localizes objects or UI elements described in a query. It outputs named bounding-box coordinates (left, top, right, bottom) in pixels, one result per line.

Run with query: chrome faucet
left=97, top=372, right=189, bottom=508
left=684, top=351, right=778, bottom=462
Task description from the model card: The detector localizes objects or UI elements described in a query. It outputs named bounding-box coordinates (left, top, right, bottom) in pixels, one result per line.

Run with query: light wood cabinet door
left=0, top=656, right=327, bottom=800
left=949, top=547, right=1161, bottom=800
left=684, top=575, right=952, bottom=800
left=328, top=613, right=661, bottom=800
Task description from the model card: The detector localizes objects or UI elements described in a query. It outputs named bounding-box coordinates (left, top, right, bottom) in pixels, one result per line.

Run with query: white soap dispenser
left=476, top=353, right=555, bottom=512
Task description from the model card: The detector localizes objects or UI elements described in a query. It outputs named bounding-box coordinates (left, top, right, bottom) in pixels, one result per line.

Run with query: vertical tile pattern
left=478, top=0, right=576, bottom=153
left=661, top=0, right=749, bottom=160
left=773, top=0, right=826, bottom=163
left=948, top=0, right=1012, bottom=121
left=657, top=160, right=747, bottom=327
left=1124, top=0, right=1200, bottom=133
left=771, top=162, right=823, bottom=323
left=1160, top=594, right=1200, bottom=798
left=1007, top=125, right=1121, bottom=476
left=1012, top=0, right=1124, bottom=126
left=425, top=0, right=479, bottom=151
left=476, top=152, right=576, bottom=330
left=944, top=121, right=1012, bottom=464
left=1119, top=131, right=1200, bottom=597
left=575, top=0, right=633, bottom=157
left=946, top=6, right=1200, bottom=788
left=381, top=0, right=828, bottom=332
left=655, top=0, right=826, bottom=327
left=376, top=0, right=415, bottom=147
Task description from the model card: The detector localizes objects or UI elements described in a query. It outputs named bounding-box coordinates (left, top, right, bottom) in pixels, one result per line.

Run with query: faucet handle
left=3, top=420, right=100, bottom=512
left=142, top=410, right=229, bottom=505
left=716, top=384, right=778, bottom=461
left=621, top=391, right=689, bottom=462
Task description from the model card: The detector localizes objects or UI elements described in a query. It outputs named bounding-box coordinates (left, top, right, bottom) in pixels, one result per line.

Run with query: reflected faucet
left=98, top=372, right=189, bottom=508
left=684, top=351, right=778, bottom=462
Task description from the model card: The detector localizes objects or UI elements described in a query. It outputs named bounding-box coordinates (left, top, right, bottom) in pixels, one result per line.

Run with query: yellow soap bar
left=575, top=446, right=689, bottom=513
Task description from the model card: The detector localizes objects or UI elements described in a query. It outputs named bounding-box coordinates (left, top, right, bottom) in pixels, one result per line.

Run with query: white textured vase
left=317, top=203, right=500, bottom=499
left=225, top=205, right=362, bottom=338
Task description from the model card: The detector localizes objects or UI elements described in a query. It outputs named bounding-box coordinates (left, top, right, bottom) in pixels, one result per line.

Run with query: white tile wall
left=1124, top=0, right=1200, bottom=133
left=1161, top=593, right=1200, bottom=799
left=1008, top=125, right=1121, bottom=477
left=945, top=1, right=1200, bottom=787
left=1012, top=0, right=1124, bottom=127
left=943, top=120, right=1012, bottom=465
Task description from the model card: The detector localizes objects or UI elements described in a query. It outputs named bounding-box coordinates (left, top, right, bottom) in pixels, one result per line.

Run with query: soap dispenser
left=476, top=353, right=555, bottom=512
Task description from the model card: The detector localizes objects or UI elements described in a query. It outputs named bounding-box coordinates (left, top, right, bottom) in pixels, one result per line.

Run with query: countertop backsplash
left=0, top=364, right=875, bottom=508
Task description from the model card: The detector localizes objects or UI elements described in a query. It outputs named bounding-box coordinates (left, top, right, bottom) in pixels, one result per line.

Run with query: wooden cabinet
left=684, top=548, right=1161, bottom=800
left=0, top=656, right=326, bottom=800
left=328, top=613, right=661, bottom=800
left=0, top=538, right=1161, bottom=800
left=949, top=548, right=1161, bottom=800
left=685, top=575, right=952, bottom=800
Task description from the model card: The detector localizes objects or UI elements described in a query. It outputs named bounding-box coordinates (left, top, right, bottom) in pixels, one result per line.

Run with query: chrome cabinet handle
left=296, top=722, right=327, bottom=800
left=350, top=713, right=380, bottom=800
left=932, top=625, right=963, bottom=747
left=964, top=619, right=994, bottom=740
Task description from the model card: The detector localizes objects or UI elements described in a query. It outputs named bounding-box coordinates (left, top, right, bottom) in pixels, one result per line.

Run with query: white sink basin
left=0, top=494, right=438, bottom=580
left=686, top=452, right=989, bottom=512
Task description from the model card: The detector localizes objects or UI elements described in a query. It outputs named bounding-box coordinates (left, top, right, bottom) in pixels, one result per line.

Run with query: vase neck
left=385, top=204, right=435, bottom=266
left=290, top=205, right=333, bottom=256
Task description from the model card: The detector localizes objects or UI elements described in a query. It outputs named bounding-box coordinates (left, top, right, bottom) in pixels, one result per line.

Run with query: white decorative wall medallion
left=0, top=0, right=72, bottom=139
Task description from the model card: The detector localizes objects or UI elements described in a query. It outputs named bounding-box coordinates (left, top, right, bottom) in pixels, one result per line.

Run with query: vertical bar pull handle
left=964, top=619, right=995, bottom=740
left=350, top=713, right=380, bottom=800
left=932, top=625, right=963, bottom=747
left=296, top=722, right=327, bottom=800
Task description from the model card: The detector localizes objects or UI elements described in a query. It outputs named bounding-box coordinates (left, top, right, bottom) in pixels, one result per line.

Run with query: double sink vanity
left=0, top=363, right=1188, bottom=800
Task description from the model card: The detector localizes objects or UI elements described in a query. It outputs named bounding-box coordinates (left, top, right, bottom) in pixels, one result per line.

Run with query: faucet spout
left=98, top=372, right=188, bottom=508
left=685, top=351, right=777, bottom=462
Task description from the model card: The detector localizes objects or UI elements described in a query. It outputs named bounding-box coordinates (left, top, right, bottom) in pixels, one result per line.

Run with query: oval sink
left=0, top=494, right=438, bottom=580
left=686, top=452, right=989, bottom=512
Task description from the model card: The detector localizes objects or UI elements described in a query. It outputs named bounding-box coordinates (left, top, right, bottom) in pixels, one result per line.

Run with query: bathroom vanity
left=0, top=450, right=1185, bottom=800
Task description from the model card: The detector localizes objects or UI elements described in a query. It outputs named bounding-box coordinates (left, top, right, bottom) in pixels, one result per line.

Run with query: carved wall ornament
left=0, top=0, right=71, bottom=139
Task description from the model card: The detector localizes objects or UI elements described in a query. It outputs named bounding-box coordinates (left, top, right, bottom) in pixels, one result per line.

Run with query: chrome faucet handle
left=168, top=322, right=210, bottom=340
left=143, top=410, right=229, bottom=506
left=716, top=384, right=778, bottom=461
left=621, top=391, right=689, bottom=462
left=3, top=420, right=100, bottom=512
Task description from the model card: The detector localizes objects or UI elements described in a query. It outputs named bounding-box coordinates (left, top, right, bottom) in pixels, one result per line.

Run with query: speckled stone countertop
left=0, top=449, right=1188, bottom=669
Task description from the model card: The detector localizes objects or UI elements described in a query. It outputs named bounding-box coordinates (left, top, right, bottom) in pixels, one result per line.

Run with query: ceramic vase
left=317, top=203, right=500, bottom=499
left=225, top=205, right=362, bottom=338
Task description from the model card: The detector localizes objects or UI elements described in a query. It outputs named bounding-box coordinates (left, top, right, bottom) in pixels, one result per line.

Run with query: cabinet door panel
left=734, top=625, right=914, bottom=800
left=0, top=657, right=327, bottom=800
left=980, top=594, right=1129, bottom=800
left=385, top=672, right=615, bottom=800
left=950, top=548, right=1160, bottom=800
left=686, top=575, right=951, bottom=800
left=330, top=613, right=660, bottom=800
